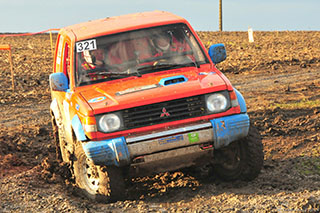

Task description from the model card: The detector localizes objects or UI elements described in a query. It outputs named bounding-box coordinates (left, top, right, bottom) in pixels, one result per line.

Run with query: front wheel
left=212, top=125, right=264, bottom=181
left=51, top=116, right=70, bottom=163
left=73, top=142, right=126, bottom=202
left=58, top=126, right=71, bottom=163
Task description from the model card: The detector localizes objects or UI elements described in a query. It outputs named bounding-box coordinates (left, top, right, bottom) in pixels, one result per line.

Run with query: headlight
left=206, top=93, right=228, bottom=113
left=98, top=113, right=122, bottom=132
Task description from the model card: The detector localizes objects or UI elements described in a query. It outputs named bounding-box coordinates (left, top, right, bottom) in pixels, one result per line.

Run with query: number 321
left=76, top=39, right=97, bottom=52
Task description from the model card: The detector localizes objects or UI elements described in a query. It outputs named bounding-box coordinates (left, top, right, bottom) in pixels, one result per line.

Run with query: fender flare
left=234, top=88, right=247, bottom=113
left=51, top=99, right=87, bottom=141
left=71, top=114, right=87, bottom=141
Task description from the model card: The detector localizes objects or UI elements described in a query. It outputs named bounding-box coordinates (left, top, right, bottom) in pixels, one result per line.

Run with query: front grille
left=122, top=95, right=207, bottom=129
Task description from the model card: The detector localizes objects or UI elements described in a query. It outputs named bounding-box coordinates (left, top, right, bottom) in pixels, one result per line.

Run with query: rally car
left=49, top=11, right=264, bottom=202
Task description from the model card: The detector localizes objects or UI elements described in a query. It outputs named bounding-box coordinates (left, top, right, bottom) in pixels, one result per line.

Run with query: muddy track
left=1, top=32, right=320, bottom=212
left=229, top=68, right=320, bottom=92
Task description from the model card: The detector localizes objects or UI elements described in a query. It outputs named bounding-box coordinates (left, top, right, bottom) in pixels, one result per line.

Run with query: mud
left=0, top=32, right=319, bottom=212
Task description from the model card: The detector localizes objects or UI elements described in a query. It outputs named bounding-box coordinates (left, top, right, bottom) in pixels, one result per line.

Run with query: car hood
left=79, top=68, right=228, bottom=114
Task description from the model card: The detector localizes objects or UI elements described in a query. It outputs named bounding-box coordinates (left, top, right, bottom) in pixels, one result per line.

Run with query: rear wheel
left=73, top=142, right=126, bottom=202
left=213, top=125, right=264, bottom=181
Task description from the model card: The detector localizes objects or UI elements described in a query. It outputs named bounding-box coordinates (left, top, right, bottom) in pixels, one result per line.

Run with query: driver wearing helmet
left=81, top=49, right=106, bottom=70
left=81, top=49, right=107, bottom=81
left=153, top=33, right=171, bottom=55
left=152, top=31, right=194, bottom=64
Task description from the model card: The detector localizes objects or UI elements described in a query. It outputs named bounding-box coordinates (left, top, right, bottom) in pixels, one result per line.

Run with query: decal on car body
left=76, top=39, right=97, bottom=52
left=158, top=135, right=184, bottom=145
left=198, top=72, right=216, bottom=75
left=188, top=132, right=199, bottom=143
left=116, top=84, right=159, bottom=96
left=88, top=96, right=106, bottom=103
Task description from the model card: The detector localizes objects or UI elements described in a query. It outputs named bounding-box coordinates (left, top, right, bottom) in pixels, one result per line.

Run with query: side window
left=55, top=35, right=64, bottom=72
left=63, top=43, right=70, bottom=79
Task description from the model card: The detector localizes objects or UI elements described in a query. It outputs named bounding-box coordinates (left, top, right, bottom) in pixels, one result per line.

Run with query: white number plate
left=76, top=39, right=97, bottom=52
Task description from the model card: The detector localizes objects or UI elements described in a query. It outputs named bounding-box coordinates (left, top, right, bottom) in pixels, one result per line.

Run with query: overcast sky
left=1, top=0, right=319, bottom=33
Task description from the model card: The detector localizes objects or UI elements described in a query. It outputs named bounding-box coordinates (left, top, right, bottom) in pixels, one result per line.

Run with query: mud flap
left=211, top=114, right=250, bottom=149
left=81, top=137, right=130, bottom=166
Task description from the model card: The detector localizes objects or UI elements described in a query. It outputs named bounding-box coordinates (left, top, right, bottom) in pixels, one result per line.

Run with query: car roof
left=61, top=11, right=187, bottom=42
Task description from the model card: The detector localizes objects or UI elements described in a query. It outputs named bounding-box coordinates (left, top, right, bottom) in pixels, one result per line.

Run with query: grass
left=272, top=99, right=320, bottom=109
left=297, top=146, right=320, bottom=176
left=297, top=158, right=320, bottom=176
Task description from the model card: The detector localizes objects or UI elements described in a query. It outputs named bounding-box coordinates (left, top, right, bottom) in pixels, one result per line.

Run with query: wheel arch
left=71, top=114, right=88, bottom=142
left=233, top=87, right=247, bottom=113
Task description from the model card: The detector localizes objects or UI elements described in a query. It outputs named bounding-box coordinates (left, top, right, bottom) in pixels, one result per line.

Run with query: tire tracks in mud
left=1, top=30, right=320, bottom=211
left=0, top=102, right=50, bottom=128
left=227, top=67, right=320, bottom=93
left=1, top=67, right=319, bottom=212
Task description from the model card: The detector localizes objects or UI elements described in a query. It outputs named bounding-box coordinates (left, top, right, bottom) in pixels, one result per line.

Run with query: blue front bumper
left=82, top=137, right=130, bottom=166
left=82, top=113, right=250, bottom=166
left=210, top=113, right=249, bottom=149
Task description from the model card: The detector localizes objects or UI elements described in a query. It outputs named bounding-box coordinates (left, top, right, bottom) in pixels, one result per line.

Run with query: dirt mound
left=0, top=125, right=53, bottom=178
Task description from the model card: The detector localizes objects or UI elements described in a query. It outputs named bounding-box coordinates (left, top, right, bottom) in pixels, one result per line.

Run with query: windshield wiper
left=137, top=64, right=179, bottom=73
left=126, top=67, right=142, bottom=77
left=85, top=69, right=141, bottom=78
left=137, top=62, right=199, bottom=73
left=180, top=61, right=200, bottom=68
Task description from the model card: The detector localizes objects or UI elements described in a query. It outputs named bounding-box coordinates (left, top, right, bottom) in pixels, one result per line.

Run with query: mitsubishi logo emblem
left=160, top=107, right=170, bottom=117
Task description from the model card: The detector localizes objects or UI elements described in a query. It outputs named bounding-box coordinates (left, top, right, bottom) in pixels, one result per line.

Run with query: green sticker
left=188, top=132, right=199, bottom=143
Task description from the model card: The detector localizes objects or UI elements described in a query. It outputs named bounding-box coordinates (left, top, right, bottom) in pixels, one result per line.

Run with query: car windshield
left=75, top=23, right=209, bottom=86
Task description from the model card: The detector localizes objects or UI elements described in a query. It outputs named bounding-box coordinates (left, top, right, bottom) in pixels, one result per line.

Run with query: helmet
left=154, top=33, right=171, bottom=51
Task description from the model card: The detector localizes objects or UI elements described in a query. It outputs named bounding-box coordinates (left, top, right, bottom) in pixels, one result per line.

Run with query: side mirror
left=208, top=43, right=227, bottom=64
left=49, top=72, right=69, bottom=91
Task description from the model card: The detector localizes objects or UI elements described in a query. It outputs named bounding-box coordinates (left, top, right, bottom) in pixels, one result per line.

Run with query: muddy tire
left=213, top=124, right=264, bottom=181
left=51, top=116, right=70, bottom=163
left=73, top=142, right=126, bottom=203
left=51, top=116, right=62, bottom=161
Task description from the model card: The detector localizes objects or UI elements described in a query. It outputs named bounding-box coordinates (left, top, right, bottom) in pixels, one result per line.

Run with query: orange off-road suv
left=49, top=11, right=263, bottom=202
